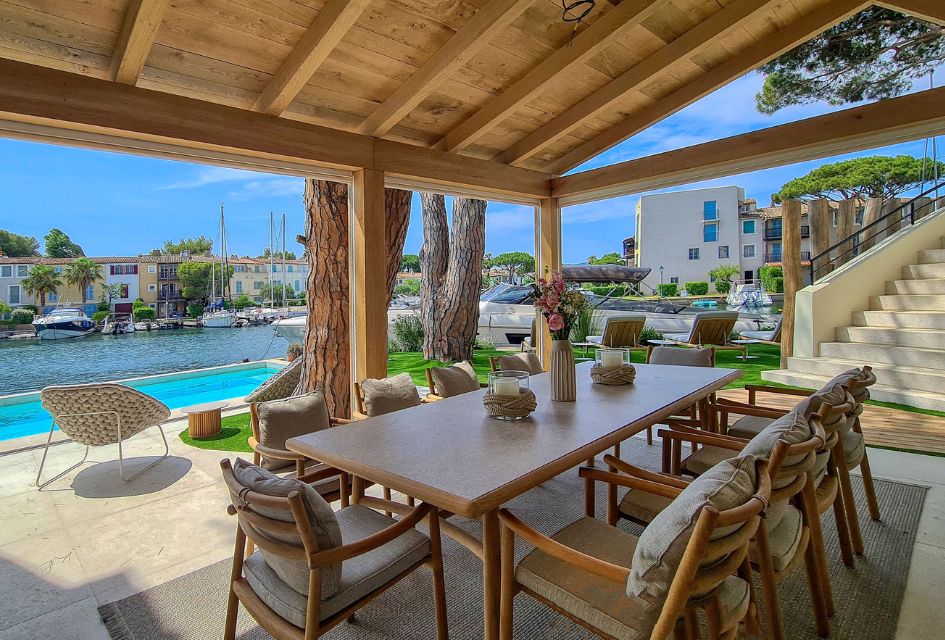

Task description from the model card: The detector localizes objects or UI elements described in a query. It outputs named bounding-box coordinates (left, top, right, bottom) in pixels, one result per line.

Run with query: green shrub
left=684, top=281, right=709, bottom=296
left=20, top=304, right=38, bottom=315
left=657, top=283, right=678, bottom=297
left=770, top=277, right=784, bottom=293
left=569, top=306, right=600, bottom=343
left=10, top=309, right=34, bottom=324
left=186, top=303, right=204, bottom=318
left=96, top=301, right=109, bottom=312
left=133, top=298, right=147, bottom=308
left=713, top=280, right=732, bottom=294
left=475, top=335, right=496, bottom=350
left=639, top=326, right=664, bottom=344
left=394, top=279, right=421, bottom=296
left=286, top=343, right=304, bottom=359
left=91, top=311, right=110, bottom=324
left=133, top=307, right=156, bottom=321
left=390, top=314, right=423, bottom=352
left=759, top=266, right=783, bottom=292
left=233, top=295, right=257, bottom=309
left=583, top=285, right=629, bottom=297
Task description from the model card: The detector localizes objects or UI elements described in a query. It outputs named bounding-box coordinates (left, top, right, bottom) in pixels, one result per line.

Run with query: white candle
left=600, top=350, right=623, bottom=369
left=493, top=377, right=520, bottom=395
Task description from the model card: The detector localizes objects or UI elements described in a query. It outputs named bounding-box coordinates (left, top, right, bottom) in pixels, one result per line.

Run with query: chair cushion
left=429, top=361, right=480, bottom=397
left=628, top=456, right=758, bottom=601
left=517, top=516, right=656, bottom=640
left=231, top=458, right=343, bottom=598
left=257, top=391, right=331, bottom=471
left=648, top=346, right=714, bottom=367
left=586, top=335, right=603, bottom=344
left=242, top=505, right=430, bottom=628
left=739, top=330, right=775, bottom=341
left=682, top=445, right=736, bottom=476
left=360, top=373, right=421, bottom=417
left=754, top=505, right=804, bottom=573
left=726, top=415, right=771, bottom=440
left=843, top=430, right=865, bottom=468
left=496, top=352, right=544, bottom=375
left=823, top=368, right=871, bottom=402
left=619, top=488, right=673, bottom=524
left=739, top=411, right=814, bottom=484
left=662, top=332, right=690, bottom=343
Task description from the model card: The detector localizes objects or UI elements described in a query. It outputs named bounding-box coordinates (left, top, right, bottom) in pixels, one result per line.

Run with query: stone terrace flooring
left=0, top=412, right=942, bottom=639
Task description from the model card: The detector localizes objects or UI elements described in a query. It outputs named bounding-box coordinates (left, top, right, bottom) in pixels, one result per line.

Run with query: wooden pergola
left=1, top=0, right=944, bottom=383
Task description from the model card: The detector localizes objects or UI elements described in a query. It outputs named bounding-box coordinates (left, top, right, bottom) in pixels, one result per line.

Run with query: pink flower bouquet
left=533, top=269, right=587, bottom=340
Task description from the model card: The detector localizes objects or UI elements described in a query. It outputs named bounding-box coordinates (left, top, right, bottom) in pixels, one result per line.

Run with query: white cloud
left=228, top=177, right=303, bottom=201
left=155, top=166, right=267, bottom=190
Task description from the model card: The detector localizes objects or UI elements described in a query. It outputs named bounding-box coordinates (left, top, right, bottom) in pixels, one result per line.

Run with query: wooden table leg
left=351, top=476, right=365, bottom=505
left=483, top=509, right=501, bottom=640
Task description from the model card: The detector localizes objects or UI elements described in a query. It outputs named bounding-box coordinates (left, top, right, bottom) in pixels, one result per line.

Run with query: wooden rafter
left=496, top=0, right=778, bottom=165
left=438, top=0, right=665, bottom=153
left=252, top=0, right=370, bottom=116
left=358, top=0, right=533, bottom=138
left=109, top=0, right=169, bottom=85
left=552, top=85, right=945, bottom=204
left=545, top=0, right=870, bottom=174
left=0, top=59, right=552, bottom=199
left=878, top=0, right=945, bottom=25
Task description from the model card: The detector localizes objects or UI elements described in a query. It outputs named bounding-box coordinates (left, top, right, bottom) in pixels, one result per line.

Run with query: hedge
left=91, top=311, right=110, bottom=324
left=684, top=281, right=709, bottom=295
left=759, top=266, right=784, bottom=293
left=133, top=307, right=156, bottom=321
left=713, top=280, right=732, bottom=294
left=10, top=309, right=34, bottom=324
left=769, top=277, right=784, bottom=293
left=583, top=285, right=630, bottom=297
left=657, top=283, right=678, bottom=297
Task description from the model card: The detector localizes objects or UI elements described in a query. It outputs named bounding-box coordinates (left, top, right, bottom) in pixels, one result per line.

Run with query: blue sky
left=1, top=67, right=942, bottom=264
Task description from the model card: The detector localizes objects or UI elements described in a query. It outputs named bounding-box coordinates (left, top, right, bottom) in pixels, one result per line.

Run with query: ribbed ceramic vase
left=550, top=339, right=576, bottom=402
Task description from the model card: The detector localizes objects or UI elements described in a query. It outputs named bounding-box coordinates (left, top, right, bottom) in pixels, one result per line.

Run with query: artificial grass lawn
left=179, top=343, right=944, bottom=453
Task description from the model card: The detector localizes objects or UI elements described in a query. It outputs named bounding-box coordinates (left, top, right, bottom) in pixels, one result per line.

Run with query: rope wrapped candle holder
left=483, top=370, right=536, bottom=420
left=591, top=347, right=636, bottom=385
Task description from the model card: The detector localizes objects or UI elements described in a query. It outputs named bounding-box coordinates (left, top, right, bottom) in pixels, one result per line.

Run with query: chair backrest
left=646, top=345, right=715, bottom=367
left=648, top=457, right=771, bottom=640
left=768, top=314, right=784, bottom=342
left=40, top=383, right=170, bottom=446
left=244, top=358, right=305, bottom=404
left=353, top=381, right=367, bottom=415
left=685, top=311, right=739, bottom=346
left=600, top=315, right=646, bottom=348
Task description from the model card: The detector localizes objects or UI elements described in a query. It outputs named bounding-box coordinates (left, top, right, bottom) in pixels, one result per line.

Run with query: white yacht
left=32, top=308, right=95, bottom=340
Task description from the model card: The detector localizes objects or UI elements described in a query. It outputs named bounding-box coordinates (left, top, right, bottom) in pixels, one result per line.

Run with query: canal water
left=0, top=325, right=289, bottom=395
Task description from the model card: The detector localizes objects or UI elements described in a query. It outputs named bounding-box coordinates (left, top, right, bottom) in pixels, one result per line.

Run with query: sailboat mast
left=221, top=204, right=230, bottom=301
left=281, top=213, right=287, bottom=308
left=268, top=211, right=275, bottom=307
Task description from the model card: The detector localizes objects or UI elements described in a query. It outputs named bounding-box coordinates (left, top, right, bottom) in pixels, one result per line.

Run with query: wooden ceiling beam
left=876, top=0, right=945, bottom=26
left=552, top=85, right=945, bottom=204
left=496, top=0, right=778, bottom=165
left=252, top=0, right=370, bottom=116
left=438, top=0, right=665, bottom=153
left=358, top=0, right=533, bottom=138
left=109, top=0, right=169, bottom=85
left=546, top=0, right=871, bottom=174
left=0, top=59, right=552, bottom=200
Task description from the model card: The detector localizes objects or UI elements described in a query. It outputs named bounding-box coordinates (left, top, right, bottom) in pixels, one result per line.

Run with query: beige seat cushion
left=628, top=456, right=757, bottom=600
left=242, top=505, right=430, bottom=628
left=739, top=411, right=814, bottom=484
left=360, top=372, right=421, bottom=417
left=257, top=391, right=331, bottom=471
left=843, top=430, right=865, bottom=468
left=648, top=346, right=714, bottom=367
left=429, top=361, right=480, bottom=397
left=496, top=352, right=544, bottom=375
left=619, top=489, right=673, bottom=524
left=682, top=445, right=736, bottom=476
left=726, top=414, right=771, bottom=440
left=824, top=367, right=871, bottom=402
left=231, top=459, right=343, bottom=598
left=752, top=504, right=803, bottom=572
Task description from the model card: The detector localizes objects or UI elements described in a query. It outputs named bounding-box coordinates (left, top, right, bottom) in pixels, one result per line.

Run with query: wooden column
left=535, top=197, right=562, bottom=369
left=780, top=200, right=803, bottom=369
left=883, top=197, right=903, bottom=234
left=835, top=199, right=856, bottom=268
left=859, top=197, right=884, bottom=251
left=809, top=198, right=831, bottom=277
left=352, top=169, right=388, bottom=384
left=913, top=196, right=933, bottom=222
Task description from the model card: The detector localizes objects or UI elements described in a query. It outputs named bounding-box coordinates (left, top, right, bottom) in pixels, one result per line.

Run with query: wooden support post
left=835, top=199, right=856, bottom=268
left=913, top=196, right=933, bottom=221
left=535, top=198, right=562, bottom=369
left=781, top=200, right=803, bottom=369
left=809, top=199, right=831, bottom=277
left=352, top=169, right=388, bottom=386
left=883, top=197, right=903, bottom=234
left=860, top=197, right=884, bottom=251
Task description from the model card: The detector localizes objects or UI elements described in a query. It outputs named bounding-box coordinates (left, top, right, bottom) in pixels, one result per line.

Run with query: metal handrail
left=809, top=181, right=945, bottom=282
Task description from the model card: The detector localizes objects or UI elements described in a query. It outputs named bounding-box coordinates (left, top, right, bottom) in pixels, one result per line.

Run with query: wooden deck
left=717, top=389, right=945, bottom=456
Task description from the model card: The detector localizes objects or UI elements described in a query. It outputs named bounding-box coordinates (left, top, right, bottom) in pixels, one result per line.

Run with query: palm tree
left=22, top=264, right=62, bottom=310
left=64, top=258, right=103, bottom=307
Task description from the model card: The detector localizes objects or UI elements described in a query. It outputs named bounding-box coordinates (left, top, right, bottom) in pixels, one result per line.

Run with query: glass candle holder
left=488, top=370, right=530, bottom=396
left=596, top=347, right=630, bottom=370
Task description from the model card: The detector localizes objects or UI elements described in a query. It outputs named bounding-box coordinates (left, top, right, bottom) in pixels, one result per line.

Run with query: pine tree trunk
left=420, top=195, right=486, bottom=362
left=384, top=188, right=412, bottom=305
left=299, top=179, right=351, bottom=418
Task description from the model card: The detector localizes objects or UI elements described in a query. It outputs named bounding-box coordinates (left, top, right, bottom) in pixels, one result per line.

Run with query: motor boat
left=201, top=307, right=237, bottom=328
left=32, top=308, right=95, bottom=340
left=101, top=314, right=135, bottom=335
left=727, top=283, right=774, bottom=309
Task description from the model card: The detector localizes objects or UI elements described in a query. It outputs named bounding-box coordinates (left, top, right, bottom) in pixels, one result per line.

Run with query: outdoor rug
left=99, top=439, right=927, bottom=639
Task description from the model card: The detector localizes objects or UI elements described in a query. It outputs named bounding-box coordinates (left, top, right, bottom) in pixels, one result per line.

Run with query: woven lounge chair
left=586, top=315, right=646, bottom=349
left=37, top=382, right=171, bottom=489
left=663, top=310, right=742, bottom=354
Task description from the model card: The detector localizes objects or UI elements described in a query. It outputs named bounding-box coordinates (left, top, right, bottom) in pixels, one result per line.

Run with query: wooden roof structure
left=0, top=0, right=943, bottom=204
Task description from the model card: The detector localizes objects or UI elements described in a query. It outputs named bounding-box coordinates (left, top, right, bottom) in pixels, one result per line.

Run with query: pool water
left=0, top=364, right=281, bottom=442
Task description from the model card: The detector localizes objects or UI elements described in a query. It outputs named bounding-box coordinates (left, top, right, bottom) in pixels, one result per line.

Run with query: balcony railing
left=765, top=251, right=810, bottom=263
left=764, top=226, right=809, bottom=240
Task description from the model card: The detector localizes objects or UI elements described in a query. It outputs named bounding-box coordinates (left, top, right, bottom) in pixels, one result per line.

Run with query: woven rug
left=99, top=439, right=927, bottom=640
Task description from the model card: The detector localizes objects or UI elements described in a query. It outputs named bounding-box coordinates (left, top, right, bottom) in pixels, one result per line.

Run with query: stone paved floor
left=0, top=413, right=942, bottom=639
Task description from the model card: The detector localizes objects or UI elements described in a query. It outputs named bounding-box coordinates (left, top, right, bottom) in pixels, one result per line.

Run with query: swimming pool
left=0, top=362, right=283, bottom=443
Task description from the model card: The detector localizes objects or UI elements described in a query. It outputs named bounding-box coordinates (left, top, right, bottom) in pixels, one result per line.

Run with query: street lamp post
left=659, top=266, right=664, bottom=296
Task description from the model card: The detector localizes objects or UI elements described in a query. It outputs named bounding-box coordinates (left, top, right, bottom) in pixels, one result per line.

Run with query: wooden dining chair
left=221, top=458, right=448, bottom=640
left=500, top=456, right=771, bottom=640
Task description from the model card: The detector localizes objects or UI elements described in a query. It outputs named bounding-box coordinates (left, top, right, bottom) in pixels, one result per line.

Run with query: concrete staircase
left=766, top=236, right=945, bottom=411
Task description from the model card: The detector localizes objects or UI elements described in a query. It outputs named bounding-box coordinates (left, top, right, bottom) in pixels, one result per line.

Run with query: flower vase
left=550, top=339, right=576, bottom=402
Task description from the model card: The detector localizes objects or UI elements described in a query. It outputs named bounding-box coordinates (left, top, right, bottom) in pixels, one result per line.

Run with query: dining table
left=286, top=360, right=741, bottom=640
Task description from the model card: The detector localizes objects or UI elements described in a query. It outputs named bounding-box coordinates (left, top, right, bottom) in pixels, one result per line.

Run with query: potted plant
left=286, top=343, right=304, bottom=362
left=533, top=270, right=587, bottom=401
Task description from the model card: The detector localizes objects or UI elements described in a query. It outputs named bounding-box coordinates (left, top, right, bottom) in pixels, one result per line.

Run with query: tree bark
left=299, top=179, right=351, bottom=418
left=420, top=194, right=486, bottom=362
left=384, top=188, right=412, bottom=306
